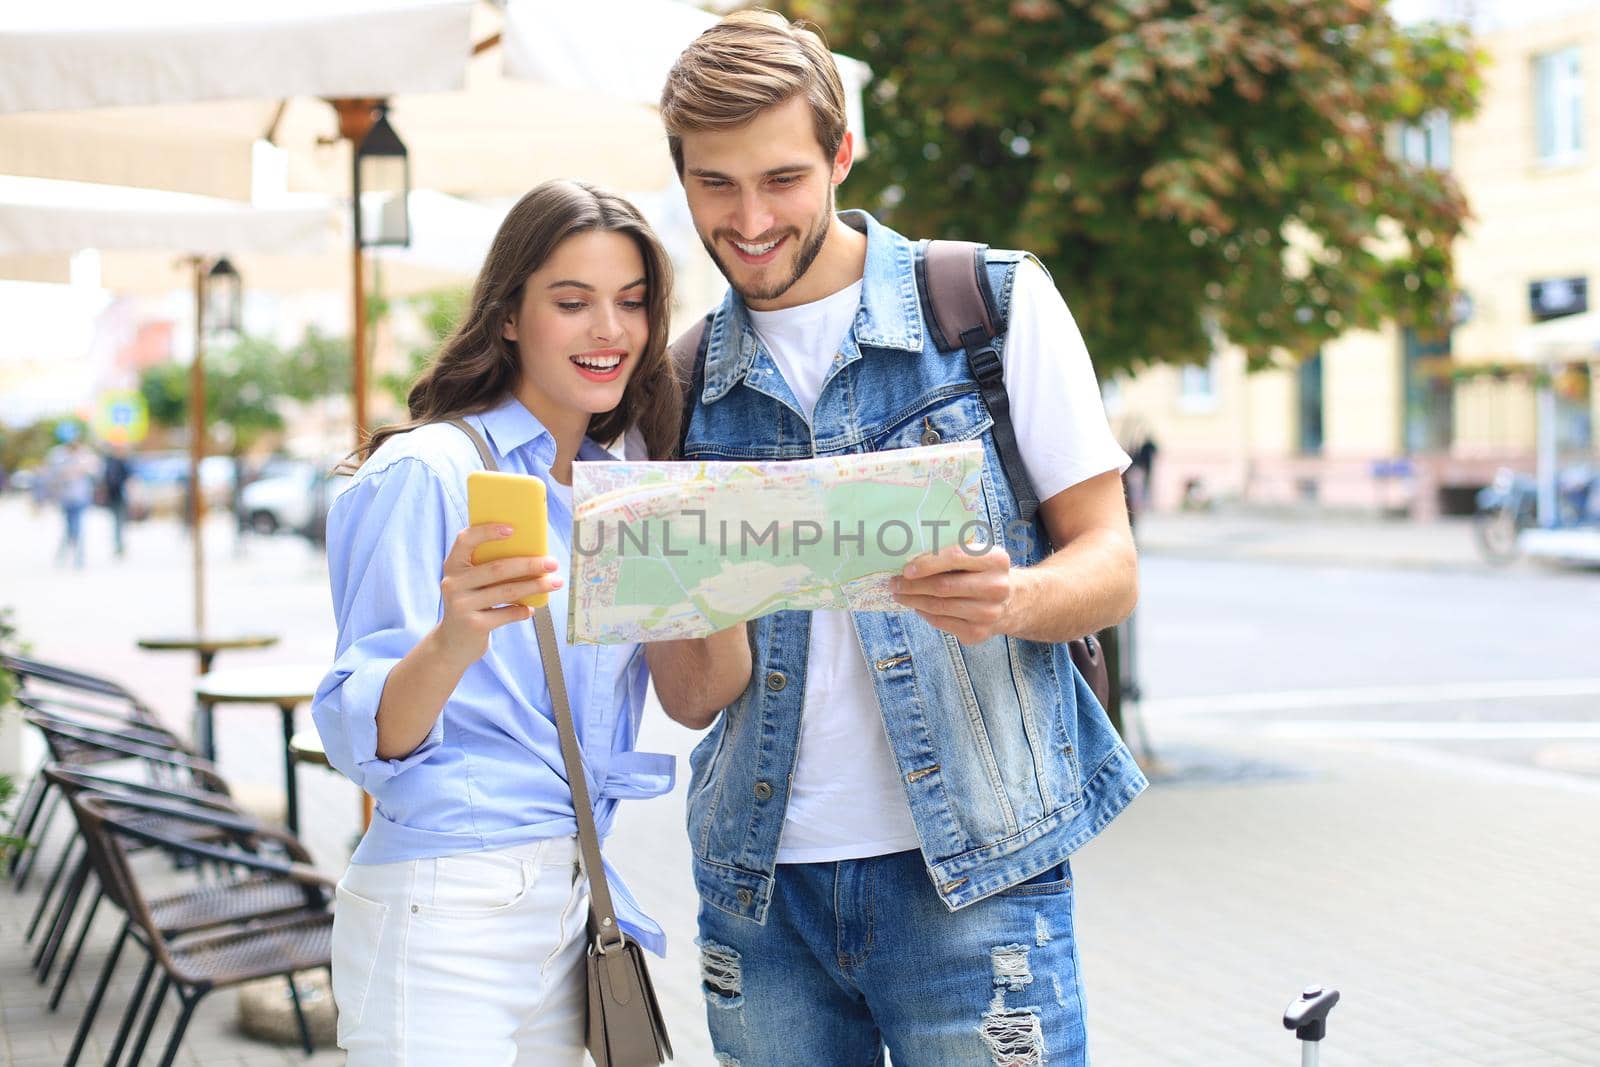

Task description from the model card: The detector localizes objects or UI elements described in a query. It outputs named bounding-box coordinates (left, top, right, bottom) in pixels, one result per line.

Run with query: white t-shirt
left=746, top=259, right=1130, bottom=864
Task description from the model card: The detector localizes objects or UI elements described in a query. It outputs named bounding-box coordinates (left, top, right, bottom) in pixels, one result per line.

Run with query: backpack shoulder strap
left=917, top=244, right=1108, bottom=707
left=917, top=239, right=1000, bottom=351
left=916, top=239, right=1040, bottom=525
left=667, top=313, right=714, bottom=458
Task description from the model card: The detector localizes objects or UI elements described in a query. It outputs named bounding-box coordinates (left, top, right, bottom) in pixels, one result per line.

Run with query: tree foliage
left=379, top=288, right=470, bottom=410
left=138, top=327, right=352, bottom=452
left=0, top=608, right=27, bottom=859
left=785, top=0, right=1483, bottom=372
left=0, top=419, right=71, bottom=476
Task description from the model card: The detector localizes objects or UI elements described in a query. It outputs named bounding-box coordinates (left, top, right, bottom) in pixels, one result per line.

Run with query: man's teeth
left=734, top=237, right=779, bottom=256
left=573, top=354, right=622, bottom=370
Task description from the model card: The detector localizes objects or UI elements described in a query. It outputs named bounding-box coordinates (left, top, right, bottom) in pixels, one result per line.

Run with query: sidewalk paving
left=3, top=498, right=1598, bottom=1065
left=1135, top=509, right=1496, bottom=572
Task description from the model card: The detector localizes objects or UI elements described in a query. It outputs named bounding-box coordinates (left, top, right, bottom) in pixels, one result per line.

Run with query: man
left=645, top=11, right=1146, bottom=1065
left=101, top=445, right=132, bottom=558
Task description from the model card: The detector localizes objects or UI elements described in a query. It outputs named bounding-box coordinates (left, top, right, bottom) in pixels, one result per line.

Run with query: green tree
left=139, top=327, right=358, bottom=452
left=786, top=0, right=1482, bottom=373
left=139, top=336, right=285, bottom=451
left=379, top=288, right=469, bottom=409
left=0, top=609, right=28, bottom=860
left=0, top=419, right=72, bottom=477
left=206, top=335, right=291, bottom=448
left=285, top=326, right=353, bottom=404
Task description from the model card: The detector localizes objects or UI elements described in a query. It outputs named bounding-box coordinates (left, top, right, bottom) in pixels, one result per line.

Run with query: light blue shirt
left=312, top=396, right=673, bottom=955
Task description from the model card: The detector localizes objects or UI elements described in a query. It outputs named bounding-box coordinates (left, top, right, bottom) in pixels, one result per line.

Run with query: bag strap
left=915, top=239, right=1041, bottom=526
left=445, top=416, right=496, bottom=470
left=443, top=417, right=628, bottom=952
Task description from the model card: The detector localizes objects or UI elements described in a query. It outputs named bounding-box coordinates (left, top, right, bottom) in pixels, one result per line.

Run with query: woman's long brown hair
left=353, top=180, right=679, bottom=465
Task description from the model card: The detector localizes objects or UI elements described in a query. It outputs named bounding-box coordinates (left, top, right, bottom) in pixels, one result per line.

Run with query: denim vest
left=682, top=211, right=1147, bottom=923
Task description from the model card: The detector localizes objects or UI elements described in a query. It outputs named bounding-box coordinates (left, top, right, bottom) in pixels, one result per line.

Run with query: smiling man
left=651, top=11, right=1147, bottom=1065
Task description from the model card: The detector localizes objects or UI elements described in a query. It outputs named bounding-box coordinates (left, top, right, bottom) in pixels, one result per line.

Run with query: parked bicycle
left=1474, top=464, right=1600, bottom=563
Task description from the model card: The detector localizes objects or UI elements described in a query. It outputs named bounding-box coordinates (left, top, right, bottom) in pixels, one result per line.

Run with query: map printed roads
left=568, top=442, right=987, bottom=644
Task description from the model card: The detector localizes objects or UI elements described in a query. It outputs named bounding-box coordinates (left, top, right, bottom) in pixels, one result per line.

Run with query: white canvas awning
left=0, top=176, right=333, bottom=258
left=0, top=1, right=871, bottom=200
left=506, top=0, right=872, bottom=153
left=1506, top=309, right=1600, bottom=531
left=1514, top=310, right=1600, bottom=366
left=0, top=180, right=517, bottom=296
left=0, top=0, right=477, bottom=199
left=0, top=0, right=474, bottom=113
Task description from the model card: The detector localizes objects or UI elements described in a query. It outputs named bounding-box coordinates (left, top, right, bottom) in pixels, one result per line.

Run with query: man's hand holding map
left=568, top=441, right=989, bottom=643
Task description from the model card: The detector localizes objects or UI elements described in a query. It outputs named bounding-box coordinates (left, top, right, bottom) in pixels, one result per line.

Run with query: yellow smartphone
left=466, top=471, right=550, bottom=608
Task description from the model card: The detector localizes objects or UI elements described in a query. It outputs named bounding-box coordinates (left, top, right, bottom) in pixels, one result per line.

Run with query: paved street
left=2, top=496, right=1597, bottom=1065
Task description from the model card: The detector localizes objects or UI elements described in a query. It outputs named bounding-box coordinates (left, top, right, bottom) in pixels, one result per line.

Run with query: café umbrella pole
left=338, top=97, right=411, bottom=448
left=188, top=257, right=208, bottom=639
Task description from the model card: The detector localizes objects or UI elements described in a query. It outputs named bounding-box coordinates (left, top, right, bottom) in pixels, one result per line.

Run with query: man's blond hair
left=660, top=9, right=848, bottom=175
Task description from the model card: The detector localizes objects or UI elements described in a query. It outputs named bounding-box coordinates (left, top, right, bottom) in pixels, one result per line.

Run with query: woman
left=313, top=180, right=690, bottom=1065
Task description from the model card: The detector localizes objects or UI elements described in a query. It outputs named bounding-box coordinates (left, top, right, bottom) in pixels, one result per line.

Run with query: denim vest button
left=765, top=671, right=787, bottom=692
left=920, top=427, right=942, bottom=445
left=753, top=781, right=773, bottom=800
left=736, top=888, right=754, bottom=907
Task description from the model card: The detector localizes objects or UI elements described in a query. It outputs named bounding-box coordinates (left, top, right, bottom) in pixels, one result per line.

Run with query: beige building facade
left=1113, top=7, right=1600, bottom=516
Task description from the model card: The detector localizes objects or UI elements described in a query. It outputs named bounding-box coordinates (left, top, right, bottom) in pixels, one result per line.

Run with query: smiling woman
left=503, top=229, right=652, bottom=458
left=353, top=180, right=679, bottom=467
left=312, top=179, right=684, bottom=1066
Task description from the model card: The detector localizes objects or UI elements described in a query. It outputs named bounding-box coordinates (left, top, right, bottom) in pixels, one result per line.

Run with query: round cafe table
left=138, top=633, right=281, bottom=756
left=194, top=663, right=325, bottom=835
left=290, top=728, right=374, bottom=831
left=136, top=633, right=279, bottom=676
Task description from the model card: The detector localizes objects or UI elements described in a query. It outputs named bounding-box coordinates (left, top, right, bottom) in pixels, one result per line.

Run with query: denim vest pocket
left=688, top=714, right=734, bottom=857
left=996, top=858, right=1072, bottom=898
left=868, top=389, right=993, bottom=452
left=1028, top=643, right=1085, bottom=809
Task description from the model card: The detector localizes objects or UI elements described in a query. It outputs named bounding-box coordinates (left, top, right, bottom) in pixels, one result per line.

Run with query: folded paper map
left=567, top=441, right=987, bottom=644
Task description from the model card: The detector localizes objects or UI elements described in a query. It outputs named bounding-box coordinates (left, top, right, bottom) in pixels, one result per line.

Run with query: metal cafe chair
left=37, top=765, right=269, bottom=1012
left=4, top=655, right=166, bottom=884
left=17, top=709, right=232, bottom=978
left=13, top=700, right=225, bottom=879
left=67, top=792, right=333, bottom=1067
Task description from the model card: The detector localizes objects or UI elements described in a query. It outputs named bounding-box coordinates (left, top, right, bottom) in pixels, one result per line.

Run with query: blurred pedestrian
left=101, top=445, right=132, bottom=558
left=1128, top=431, right=1159, bottom=516
left=46, top=429, right=97, bottom=569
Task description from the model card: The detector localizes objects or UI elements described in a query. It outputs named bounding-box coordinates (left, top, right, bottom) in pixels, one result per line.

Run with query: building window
left=1178, top=357, right=1219, bottom=413
left=1399, top=109, right=1452, bottom=170
left=1529, top=276, right=1588, bottom=321
left=1534, top=47, right=1583, bottom=165
left=1298, top=350, right=1325, bottom=455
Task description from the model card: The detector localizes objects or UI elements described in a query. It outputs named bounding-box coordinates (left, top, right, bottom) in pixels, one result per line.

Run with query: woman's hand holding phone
left=434, top=524, right=561, bottom=665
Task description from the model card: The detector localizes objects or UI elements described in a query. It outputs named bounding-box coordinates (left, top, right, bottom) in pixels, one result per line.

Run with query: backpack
left=668, top=240, right=1112, bottom=711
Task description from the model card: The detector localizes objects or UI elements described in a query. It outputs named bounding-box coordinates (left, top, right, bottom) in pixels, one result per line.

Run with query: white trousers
left=331, top=836, right=591, bottom=1067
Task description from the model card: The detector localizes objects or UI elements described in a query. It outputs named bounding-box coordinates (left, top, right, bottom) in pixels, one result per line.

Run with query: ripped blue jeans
left=696, top=850, right=1088, bottom=1066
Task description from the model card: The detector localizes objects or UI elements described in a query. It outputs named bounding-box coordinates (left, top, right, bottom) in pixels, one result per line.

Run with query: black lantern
left=354, top=103, right=410, bottom=248
left=204, top=257, right=243, bottom=333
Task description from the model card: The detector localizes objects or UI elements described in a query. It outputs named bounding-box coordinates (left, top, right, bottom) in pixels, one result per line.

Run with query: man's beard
left=702, top=197, right=832, bottom=305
